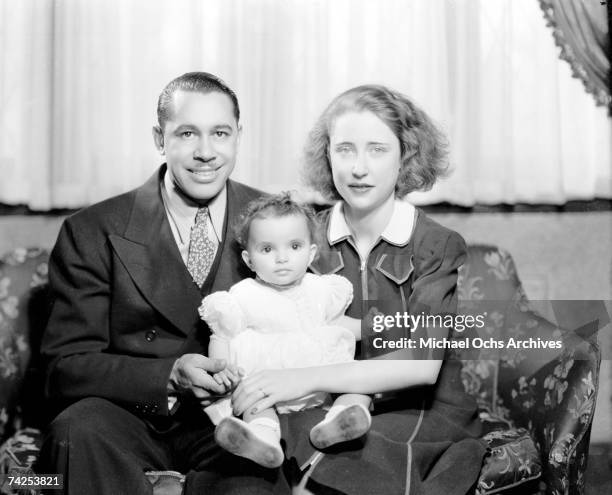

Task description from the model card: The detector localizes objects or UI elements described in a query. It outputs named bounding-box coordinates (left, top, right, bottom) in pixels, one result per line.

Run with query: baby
left=198, top=193, right=371, bottom=468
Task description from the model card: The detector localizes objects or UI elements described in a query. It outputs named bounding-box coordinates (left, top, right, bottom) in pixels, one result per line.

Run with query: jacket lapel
left=375, top=251, right=414, bottom=285
left=310, top=248, right=344, bottom=275
left=210, top=180, right=254, bottom=292
left=109, top=166, right=203, bottom=336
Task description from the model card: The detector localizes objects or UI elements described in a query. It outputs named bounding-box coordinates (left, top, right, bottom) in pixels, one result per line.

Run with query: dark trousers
left=37, top=398, right=291, bottom=495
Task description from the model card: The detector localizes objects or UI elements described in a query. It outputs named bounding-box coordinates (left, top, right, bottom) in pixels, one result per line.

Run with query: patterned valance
left=539, top=0, right=611, bottom=111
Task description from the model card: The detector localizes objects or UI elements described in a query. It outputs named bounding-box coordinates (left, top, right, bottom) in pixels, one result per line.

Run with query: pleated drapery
left=0, top=0, right=610, bottom=209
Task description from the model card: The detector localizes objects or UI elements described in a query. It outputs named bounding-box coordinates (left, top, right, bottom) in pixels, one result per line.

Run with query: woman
left=232, top=85, right=486, bottom=494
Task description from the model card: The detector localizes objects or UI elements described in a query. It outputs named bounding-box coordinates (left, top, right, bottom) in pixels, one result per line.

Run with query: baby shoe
left=309, top=404, right=372, bottom=449
left=215, top=417, right=284, bottom=469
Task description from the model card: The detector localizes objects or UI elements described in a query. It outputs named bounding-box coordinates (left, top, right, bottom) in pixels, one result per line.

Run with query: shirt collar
left=162, top=169, right=226, bottom=240
left=327, top=199, right=416, bottom=246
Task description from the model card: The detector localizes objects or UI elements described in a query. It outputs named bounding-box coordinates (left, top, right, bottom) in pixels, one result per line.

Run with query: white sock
left=248, top=417, right=281, bottom=446
left=323, top=404, right=348, bottom=423
left=204, top=398, right=233, bottom=425
left=322, top=404, right=372, bottom=426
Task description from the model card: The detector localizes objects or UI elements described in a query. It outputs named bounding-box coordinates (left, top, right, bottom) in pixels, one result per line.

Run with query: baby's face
left=242, top=214, right=317, bottom=286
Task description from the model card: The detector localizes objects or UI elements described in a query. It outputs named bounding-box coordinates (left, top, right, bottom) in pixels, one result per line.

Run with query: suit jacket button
left=145, top=330, right=157, bottom=342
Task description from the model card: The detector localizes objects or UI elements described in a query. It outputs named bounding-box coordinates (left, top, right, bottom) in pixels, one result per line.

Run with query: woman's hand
left=231, top=368, right=313, bottom=416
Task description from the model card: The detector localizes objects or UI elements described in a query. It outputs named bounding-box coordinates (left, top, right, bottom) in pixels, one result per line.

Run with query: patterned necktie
left=187, top=206, right=216, bottom=287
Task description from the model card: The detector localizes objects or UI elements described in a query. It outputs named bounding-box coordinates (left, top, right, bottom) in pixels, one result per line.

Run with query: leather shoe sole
left=310, top=404, right=371, bottom=449
left=215, top=417, right=284, bottom=469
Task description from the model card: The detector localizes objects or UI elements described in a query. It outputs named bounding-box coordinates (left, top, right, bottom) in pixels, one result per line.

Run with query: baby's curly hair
left=302, top=84, right=449, bottom=201
left=235, top=193, right=318, bottom=249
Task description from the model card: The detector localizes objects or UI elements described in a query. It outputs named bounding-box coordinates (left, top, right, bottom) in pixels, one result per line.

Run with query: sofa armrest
left=565, top=426, right=592, bottom=495
left=458, top=246, right=602, bottom=495
left=500, top=326, right=599, bottom=495
left=538, top=341, right=598, bottom=495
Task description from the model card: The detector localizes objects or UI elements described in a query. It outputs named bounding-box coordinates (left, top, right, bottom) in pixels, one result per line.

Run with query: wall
left=0, top=216, right=65, bottom=253
left=1, top=211, right=611, bottom=441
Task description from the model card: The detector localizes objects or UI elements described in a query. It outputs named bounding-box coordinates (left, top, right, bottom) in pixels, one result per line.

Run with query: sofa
left=0, top=245, right=601, bottom=495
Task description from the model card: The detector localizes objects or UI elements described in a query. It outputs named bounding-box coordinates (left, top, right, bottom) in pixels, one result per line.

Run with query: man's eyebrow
left=213, top=124, right=234, bottom=132
left=174, top=124, right=197, bottom=131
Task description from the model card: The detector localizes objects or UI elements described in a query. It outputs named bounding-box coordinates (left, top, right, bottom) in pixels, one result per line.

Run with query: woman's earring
left=159, top=147, right=165, bottom=156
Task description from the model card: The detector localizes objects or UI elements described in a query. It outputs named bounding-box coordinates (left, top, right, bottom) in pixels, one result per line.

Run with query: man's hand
left=168, top=354, right=228, bottom=405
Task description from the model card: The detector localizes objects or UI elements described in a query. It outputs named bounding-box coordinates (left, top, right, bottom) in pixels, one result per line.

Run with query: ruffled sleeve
left=198, top=291, right=246, bottom=339
left=321, top=274, right=354, bottom=322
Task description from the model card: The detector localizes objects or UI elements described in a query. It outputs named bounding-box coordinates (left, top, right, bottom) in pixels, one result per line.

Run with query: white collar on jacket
left=328, top=199, right=416, bottom=247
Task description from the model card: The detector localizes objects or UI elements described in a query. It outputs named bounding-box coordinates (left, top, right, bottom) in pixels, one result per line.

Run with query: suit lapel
left=210, top=180, right=253, bottom=292
left=109, top=166, right=203, bottom=336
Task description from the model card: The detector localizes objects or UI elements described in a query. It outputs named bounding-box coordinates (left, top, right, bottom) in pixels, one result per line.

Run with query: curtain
left=0, top=0, right=610, bottom=210
left=538, top=0, right=610, bottom=110
left=411, top=0, right=612, bottom=205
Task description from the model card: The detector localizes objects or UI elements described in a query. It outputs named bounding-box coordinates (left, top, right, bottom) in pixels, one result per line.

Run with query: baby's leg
left=309, top=394, right=372, bottom=449
left=332, top=393, right=371, bottom=410
left=203, top=397, right=233, bottom=425
left=244, top=407, right=283, bottom=451
left=215, top=407, right=284, bottom=469
left=243, top=405, right=278, bottom=423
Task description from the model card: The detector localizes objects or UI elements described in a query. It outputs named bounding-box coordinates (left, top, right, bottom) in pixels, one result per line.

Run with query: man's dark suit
left=38, top=166, right=289, bottom=494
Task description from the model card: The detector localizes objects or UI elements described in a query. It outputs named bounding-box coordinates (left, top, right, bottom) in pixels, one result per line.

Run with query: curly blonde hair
left=302, top=84, right=449, bottom=201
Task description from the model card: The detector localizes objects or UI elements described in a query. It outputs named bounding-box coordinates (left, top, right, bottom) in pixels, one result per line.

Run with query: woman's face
left=329, top=110, right=401, bottom=215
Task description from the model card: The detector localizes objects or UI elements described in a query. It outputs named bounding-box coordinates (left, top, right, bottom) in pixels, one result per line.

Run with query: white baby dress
left=199, top=273, right=355, bottom=415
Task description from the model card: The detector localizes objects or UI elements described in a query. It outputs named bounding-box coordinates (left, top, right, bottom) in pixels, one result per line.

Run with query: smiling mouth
left=189, top=166, right=219, bottom=174
left=187, top=166, right=222, bottom=182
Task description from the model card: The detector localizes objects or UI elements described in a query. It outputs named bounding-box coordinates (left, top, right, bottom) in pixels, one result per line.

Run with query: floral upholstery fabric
left=457, top=246, right=600, bottom=495
left=0, top=428, right=41, bottom=495
left=476, top=418, right=542, bottom=494
left=0, top=248, right=49, bottom=441
left=0, top=246, right=600, bottom=495
left=0, top=249, right=48, bottom=495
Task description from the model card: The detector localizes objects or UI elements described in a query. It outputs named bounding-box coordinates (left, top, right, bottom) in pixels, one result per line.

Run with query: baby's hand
left=212, top=369, right=234, bottom=393
left=212, top=364, right=243, bottom=392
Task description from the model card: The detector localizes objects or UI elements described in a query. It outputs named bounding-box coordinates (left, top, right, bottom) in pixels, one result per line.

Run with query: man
left=38, top=72, right=290, bottom=495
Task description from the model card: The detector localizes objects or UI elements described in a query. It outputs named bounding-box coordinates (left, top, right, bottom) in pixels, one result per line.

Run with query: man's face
left=154, top=90, right=241, bottom=202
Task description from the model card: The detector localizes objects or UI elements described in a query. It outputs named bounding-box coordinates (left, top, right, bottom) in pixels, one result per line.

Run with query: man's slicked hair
left=157, top=72, right=240, bottom=129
